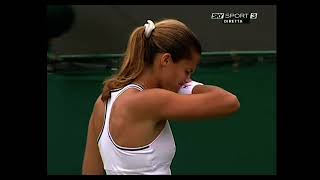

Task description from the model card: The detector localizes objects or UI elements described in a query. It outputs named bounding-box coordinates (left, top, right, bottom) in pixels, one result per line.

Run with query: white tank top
left=97, top=83, right=176, bottom=175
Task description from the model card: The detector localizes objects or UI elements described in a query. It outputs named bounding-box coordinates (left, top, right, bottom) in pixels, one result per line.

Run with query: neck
left=132, top=68, right=159, bottom=89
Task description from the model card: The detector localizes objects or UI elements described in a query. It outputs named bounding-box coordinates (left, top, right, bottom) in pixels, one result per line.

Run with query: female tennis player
left=82, top=19, right=240, bottom=175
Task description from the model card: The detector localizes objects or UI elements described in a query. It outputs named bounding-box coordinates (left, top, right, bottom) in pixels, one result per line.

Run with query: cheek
left=161, top=68, right=176, bottom=86
left=173, top=69, right=184, bottom=82
left=164, top=65, right=178, bottom=79
left=178, top=70, right=187, bottom=80
left=164, top=69, right=175, bottom=80
left=163, top=67, right=182, bottom=90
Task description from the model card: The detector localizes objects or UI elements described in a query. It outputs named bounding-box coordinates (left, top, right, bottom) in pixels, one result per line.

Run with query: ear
left=159, top=53, right=172, bottom=66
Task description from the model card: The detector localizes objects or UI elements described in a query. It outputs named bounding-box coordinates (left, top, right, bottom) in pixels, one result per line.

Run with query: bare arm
left=192, top=84, right=226, bottom=94
left=127, top=86, right=240, bottom=122
left=82, top=95, right=106, bottom=175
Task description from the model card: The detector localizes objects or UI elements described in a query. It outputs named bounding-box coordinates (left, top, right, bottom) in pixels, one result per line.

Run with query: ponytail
left=101, top=26, right=148, bottom=102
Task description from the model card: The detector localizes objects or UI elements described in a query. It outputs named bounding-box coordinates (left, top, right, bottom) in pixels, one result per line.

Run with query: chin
left=162, top=84, right=179, bottom=93
left=174, top=86, right=181, bottom=93
left=165, top=87, right=177, bottom=93
left=168, top=88, right=177, bottom=93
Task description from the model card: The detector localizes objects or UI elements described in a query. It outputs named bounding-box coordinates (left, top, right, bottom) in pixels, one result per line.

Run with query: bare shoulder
left=94, top=95, right=105, bottom=110
left=90, top=95, right=106, bottom=135
left=92, top=94, right=106, bottom=122
left=94, top=94, right=104, bottom=108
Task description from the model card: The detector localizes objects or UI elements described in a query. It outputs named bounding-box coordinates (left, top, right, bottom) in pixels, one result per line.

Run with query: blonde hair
left=101, top=19, right=201, bottom=102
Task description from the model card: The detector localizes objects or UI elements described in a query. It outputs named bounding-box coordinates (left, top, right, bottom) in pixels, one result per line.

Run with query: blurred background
left=47, top=5, right=276, bottom=175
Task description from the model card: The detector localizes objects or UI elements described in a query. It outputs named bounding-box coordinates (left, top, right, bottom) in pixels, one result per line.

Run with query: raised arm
left=126, top=86, right=240, bottom=122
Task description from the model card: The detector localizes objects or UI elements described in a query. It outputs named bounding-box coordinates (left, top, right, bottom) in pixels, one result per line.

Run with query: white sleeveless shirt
left=97, top=84, right=176, bottom=175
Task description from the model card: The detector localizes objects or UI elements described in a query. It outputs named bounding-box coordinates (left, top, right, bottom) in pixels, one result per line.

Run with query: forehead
left=178, top=52, right=201, bottom=67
